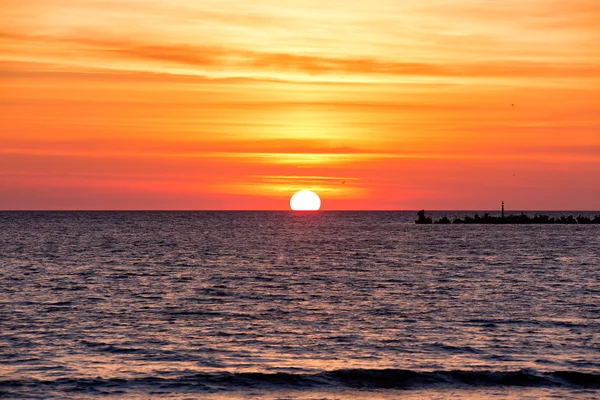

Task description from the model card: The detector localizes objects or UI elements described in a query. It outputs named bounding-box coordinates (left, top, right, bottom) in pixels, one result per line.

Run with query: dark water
left=1, top=211, right=599, bottom=399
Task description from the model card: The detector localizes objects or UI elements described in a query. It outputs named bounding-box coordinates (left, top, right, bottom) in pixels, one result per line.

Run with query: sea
left=1, top=211, right=599, bottom=399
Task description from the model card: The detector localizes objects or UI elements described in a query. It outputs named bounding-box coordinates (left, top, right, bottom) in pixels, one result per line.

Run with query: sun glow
left=290, top=190, right=321, bottom=211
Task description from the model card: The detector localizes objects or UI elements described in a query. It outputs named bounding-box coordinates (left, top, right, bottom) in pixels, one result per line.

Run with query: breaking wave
left=2, top=369, right=599, bottom=394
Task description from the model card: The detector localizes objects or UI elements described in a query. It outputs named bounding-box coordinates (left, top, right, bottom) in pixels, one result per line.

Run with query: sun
left=290, top=190, right=321, bottom=211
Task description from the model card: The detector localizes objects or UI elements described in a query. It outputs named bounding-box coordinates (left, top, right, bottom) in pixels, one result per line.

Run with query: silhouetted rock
left=436, top=216, right=452, bottom=224
left=576, top=215, right=592, bottom=224
left=415, top=210, right=433, bottom=224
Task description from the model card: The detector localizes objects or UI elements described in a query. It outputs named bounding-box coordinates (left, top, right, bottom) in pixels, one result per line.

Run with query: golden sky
left=1, top=0, right=599, bottom=209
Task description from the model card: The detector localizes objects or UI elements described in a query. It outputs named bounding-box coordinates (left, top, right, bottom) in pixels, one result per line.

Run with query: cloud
left=2, top=31, right=599, bottom=79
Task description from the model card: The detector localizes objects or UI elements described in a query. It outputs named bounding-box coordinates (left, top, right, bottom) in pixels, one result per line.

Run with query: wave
left=1, top=369, right=599, bottom=392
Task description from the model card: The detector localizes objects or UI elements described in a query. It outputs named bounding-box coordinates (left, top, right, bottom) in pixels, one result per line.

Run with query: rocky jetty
left=415, top=210, right=433, bottom=224
left=416, top=211, right=600, bottom=225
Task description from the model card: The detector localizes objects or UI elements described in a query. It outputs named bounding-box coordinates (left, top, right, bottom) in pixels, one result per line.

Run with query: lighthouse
left=502, top=201, right=505, bottom=219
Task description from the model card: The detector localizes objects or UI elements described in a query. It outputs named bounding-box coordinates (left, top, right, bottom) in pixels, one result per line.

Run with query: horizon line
left=1, top=209, right=600, bottom=212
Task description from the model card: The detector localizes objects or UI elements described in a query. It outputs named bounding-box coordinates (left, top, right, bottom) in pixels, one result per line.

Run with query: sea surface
left=1, top=211, right=599, bottom=399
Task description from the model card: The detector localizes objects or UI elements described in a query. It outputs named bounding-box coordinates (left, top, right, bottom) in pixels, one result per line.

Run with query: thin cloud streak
left=2, top=31, right=599, bottom=80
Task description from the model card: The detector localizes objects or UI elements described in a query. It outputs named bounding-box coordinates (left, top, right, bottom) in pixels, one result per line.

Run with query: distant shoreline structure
left=415, top=205, right=600, bottom=225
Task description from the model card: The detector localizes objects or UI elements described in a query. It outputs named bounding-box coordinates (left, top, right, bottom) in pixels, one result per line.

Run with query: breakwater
left=416, top=210, right=600, bottom=224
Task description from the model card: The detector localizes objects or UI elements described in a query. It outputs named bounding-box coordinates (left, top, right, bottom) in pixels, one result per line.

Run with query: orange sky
left=1, top=0, right=599, bottom=210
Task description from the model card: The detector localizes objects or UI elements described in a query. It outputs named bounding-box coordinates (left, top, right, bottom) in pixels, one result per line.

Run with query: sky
left=1, top=0, right=599, bottom=210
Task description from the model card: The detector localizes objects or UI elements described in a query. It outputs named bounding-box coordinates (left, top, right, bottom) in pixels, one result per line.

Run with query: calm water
left=1, top=211, right=599, bottom=399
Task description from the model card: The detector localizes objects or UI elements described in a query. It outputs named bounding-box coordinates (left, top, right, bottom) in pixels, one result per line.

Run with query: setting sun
left=290, top=190, right=321, bottom=211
